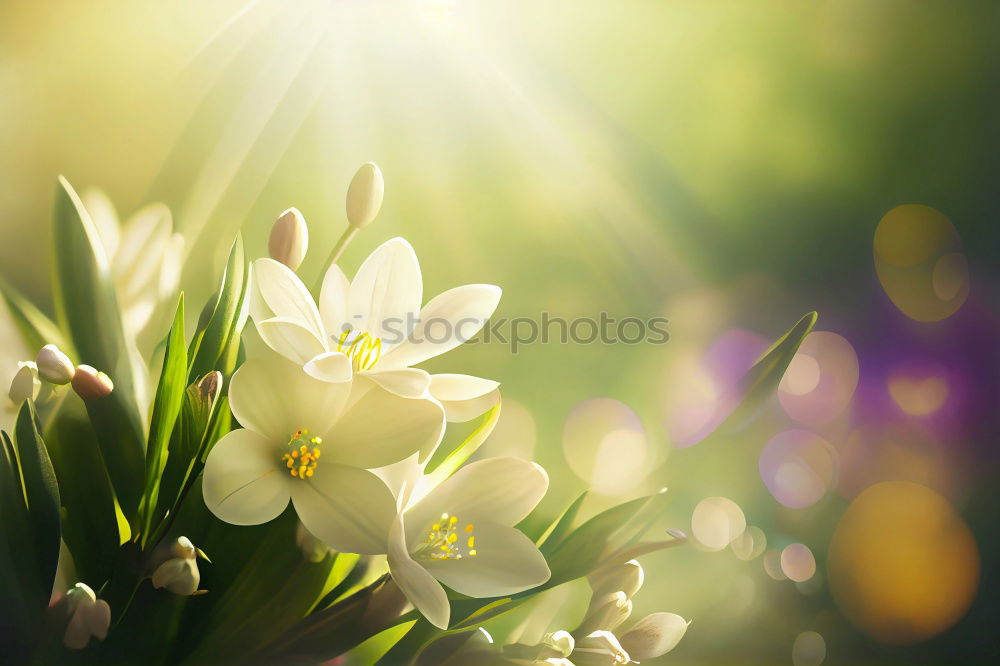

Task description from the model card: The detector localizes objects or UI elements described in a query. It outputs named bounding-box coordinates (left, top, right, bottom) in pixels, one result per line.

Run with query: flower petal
left=202, top=429, right=290, bottom=526
left=364, top=368, right=432, bottom=398
left=421, top=521, right=550, bottom=597
left=429, top=374, right=500, bottom=422
left=381, top=284, right=501, bottom=368
left=319, top=262, right=350, bottom=340
left=406, top=457, right=547, bottom=543
left=257, top=317, right=328, bottom=365
left=253, top=258, right=325, bottom=339
left=388, top=513, right=450, bottom=629
left=348, top=238, right=422, bottom=343
left=290, top=463, right=396, bottom=555
left=618, top=612, right=690, bottom=659
left=304, top=351, right=353, bottom=384
left=229, top=355, right=350, bottom=443
left=324, top=388, right=445, bottom=469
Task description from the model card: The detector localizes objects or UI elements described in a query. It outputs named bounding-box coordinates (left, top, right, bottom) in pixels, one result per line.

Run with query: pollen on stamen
left=419, top=512, right=477, bottom=561
left=281, top=429, right=322, bottom=480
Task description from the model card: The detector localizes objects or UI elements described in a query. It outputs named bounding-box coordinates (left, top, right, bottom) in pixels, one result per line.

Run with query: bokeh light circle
left=828, top=481, right=979, bottom=645
left=778, top=332, right=859, bottom=425
left=759, top=430, right=837, bottom=509
left=691, top=496, right=746, bottom=551
left=887, top=364, right=949, bottom=417
left=781, top=543, right=817, bottom=582
left=763, top=549, right=787, bottom=580
left=873, top=205, right=969, bottom=322
left=730, top=525, right=767, bottom=561
left=563, top=398, right=649, bottom=495
left=792, top=631, right=826, bottom=666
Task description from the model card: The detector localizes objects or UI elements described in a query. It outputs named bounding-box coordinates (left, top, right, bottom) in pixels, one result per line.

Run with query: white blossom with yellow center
left=250, top=237, right=502, bottom=423
left=201, top=353, right=444, bottom=554
left=384, top=457, right=551, bottom=629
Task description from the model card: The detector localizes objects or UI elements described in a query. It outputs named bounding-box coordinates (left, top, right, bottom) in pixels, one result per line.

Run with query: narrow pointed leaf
left=188, top=235, right=249, bottom=382
left=140, top=294, right=187, bottom=543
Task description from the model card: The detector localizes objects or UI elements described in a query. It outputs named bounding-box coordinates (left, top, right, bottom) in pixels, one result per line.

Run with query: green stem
left=313, top=226, right=359, bottom=293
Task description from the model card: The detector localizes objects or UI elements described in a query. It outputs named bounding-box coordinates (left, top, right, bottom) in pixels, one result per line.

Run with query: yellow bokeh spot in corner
left=827, top=481, right=979, bottom=645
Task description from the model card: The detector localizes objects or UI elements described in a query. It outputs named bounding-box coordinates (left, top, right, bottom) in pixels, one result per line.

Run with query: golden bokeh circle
left=827, top=481, right=979, bottom=645
left=873, top=205, right=969, bottom=322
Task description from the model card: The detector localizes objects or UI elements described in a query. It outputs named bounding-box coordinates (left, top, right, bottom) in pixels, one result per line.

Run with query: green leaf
left=0, top=429, right=33, bottom=657
left=139, top=294, right=187, bottom=543
left=423, top=401, right=502, bottom=488
left=536, top=491, right=588, bottom=553
left=717, top=311, right=818, bottom=435
left=0, top=403, right=62, bottom=655
left=43, top=399, right=121, bottom=584
left=13, top=401, right=61, bottom=602
left=51, top=175, right=145, bottom=517
left=543, top=494, right=655, bottom=587
left=0, top=274, right=71, bottom=356
left=187, top=235, right=249, bottom=383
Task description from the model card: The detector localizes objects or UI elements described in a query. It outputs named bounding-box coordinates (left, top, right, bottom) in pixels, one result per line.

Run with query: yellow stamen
left=335, top=329, right=383, bottom=371
left=280, top=429, right=322, bottom=480
left=416, top=512, right=477, bottom=561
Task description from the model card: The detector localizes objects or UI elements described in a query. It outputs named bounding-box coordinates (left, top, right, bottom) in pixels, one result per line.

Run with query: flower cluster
left=0, top=163, right=804, bottom=664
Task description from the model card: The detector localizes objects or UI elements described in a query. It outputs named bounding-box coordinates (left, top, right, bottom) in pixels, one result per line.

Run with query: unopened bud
left=196, top=371, right=223, bottom=403
left=8, top=361, right=39, bottom=404
left=63, top=583, right=111, bottom=650
left=578, top=591, right=632, bottom=635
left=36, top=344, right=76, bottom=385
left=618, top=612, right=690, bottom=660
left=268, top=207, right=309, bottom=271
left=71, top=365, right=113, bottom=400
left=572, top=630, right=630, bottom=666
left=152, top=536, right=203, bottom=596
left=502, top=630, right=575, bottom=662
left=589, top=559, right=644, bottom=599
left=345, top=162, right=384, bottom=229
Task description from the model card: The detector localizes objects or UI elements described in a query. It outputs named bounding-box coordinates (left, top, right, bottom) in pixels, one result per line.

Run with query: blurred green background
left=2, top=1, right=998, bottom=663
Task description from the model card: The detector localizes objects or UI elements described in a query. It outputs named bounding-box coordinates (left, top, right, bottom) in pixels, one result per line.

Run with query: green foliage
left=139, top=295, right=187, bottom=543
left=51, top=176, right=145, bottom=519
left=186, top=236, right=249, bottom=383
left=0, top=402, right=61, bottom=657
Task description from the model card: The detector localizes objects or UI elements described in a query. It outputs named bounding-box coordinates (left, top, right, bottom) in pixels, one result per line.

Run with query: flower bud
left=572, top=630, right=630, bottom=666
left=35, top=344, right=76, bottom=385
left=589, top=559, right=644, bottom=599
left=578, top=591, right=632, bottom=635
left=268, top=207, right=309, bottom=271
left=8, top=361, right=39, bottom=404
left=345, top=162, right=384, bottom=229
left=71, top=365, right=113, bottom=400
left=618, top=612, right=690, bottom=660
left=503, top=630, right=575, bottom=662
left=152, top=536, right=202, bottom=596
left=63, top=583, right=111, bottom=649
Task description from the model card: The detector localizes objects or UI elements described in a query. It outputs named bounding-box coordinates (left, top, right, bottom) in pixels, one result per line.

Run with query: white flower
left=577, top=591, right=632, bottom=636
left=588, top=559, right=644, bottom=600
left=62, top=583, right=111, bottom=650
left=151, top=536, right=202, bottom=596
left=251, top=237, right=502, bottom=421
left=35, top=343, right=76, bottom=385
left=617, top=612, right=690, bottom=660
left=268, top=207, right=309, bottom=271
left=7, top=361, right=39, bottom=405
left=83, top=189, right=184, bottom=342
left=386, top=457, right=550, bottom=629
left=202, top=354, right=444, bottom=554
left=571, top=630, right=630, bottom=666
